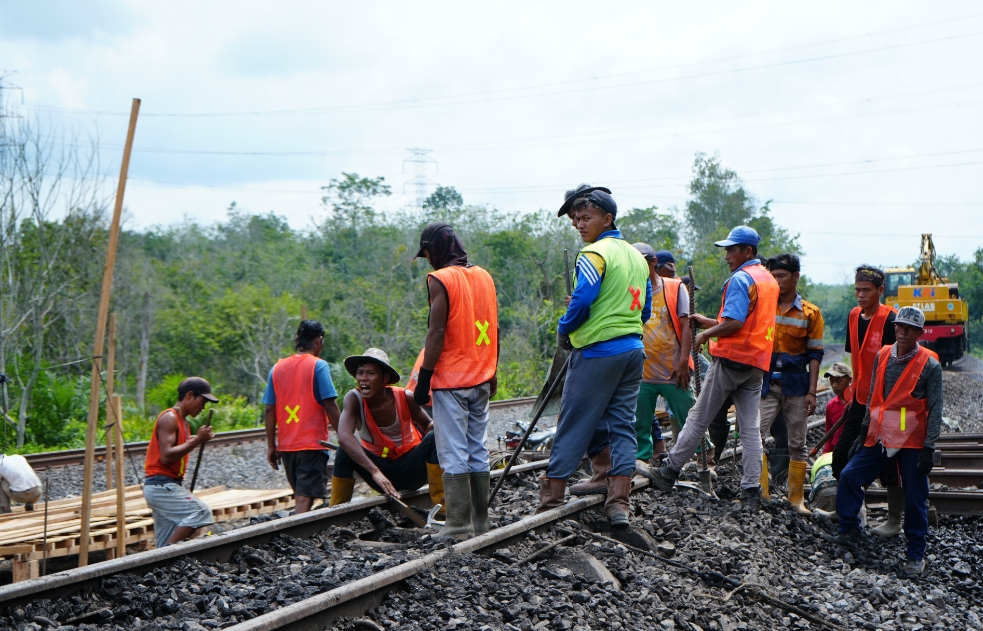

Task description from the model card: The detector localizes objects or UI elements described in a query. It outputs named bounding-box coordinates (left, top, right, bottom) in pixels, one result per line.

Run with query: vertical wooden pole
left=79, top=98, right=140, bottom=567
left=104, top=314, right=117, bottom=491
left=113, top=395, right=126, bottom=558
left=301, top=305, right=308, bottom=320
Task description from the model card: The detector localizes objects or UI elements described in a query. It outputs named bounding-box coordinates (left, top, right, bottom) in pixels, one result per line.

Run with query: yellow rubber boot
left=329, top=477, right=355, bottom=506
left=427, top=462, right=446, bottom=517
left=787, top=460, right=812, bottom=515
left=760, top=454, right=771, bottom=501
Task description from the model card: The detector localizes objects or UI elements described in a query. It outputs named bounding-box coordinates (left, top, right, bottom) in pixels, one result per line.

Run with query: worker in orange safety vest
left=826, top=307, right=943, bottom=577
left=413, top=222, right=499, bottom=539
left=264, top=320, right=341, bottom=514
left=331, top=348, right=443, bottom=511
left=644, top=226, right=779, bottom=510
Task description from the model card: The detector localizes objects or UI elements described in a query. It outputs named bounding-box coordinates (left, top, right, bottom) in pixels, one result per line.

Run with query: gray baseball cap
left=895, top=306, right=926, bottom=329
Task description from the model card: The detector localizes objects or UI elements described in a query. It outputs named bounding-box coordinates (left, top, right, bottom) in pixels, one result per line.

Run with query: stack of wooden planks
left=0, top=485, right=295, bottom=582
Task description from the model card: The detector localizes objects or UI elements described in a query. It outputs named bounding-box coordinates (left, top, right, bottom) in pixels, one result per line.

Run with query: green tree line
left=3, top=114, right=981, bottom=452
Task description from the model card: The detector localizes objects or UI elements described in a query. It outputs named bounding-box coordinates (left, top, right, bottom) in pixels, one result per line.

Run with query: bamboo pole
left=113, top=395, right=126, bottom=558
left=79, top=98, right=140, bottom=567
left=104, top=314, right=117, bottom=490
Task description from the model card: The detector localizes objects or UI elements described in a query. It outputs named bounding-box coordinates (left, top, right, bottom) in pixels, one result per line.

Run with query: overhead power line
left=87, top=85, right=983, bottom=159
left=22, top=22, right=983, bottom=117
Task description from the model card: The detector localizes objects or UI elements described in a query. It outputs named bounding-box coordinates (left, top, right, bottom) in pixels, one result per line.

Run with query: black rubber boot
left=824, top=528, right=861, bottom=552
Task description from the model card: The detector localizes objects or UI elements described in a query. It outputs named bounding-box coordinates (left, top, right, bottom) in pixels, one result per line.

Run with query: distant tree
left=320, top=173, right=391, bottom=257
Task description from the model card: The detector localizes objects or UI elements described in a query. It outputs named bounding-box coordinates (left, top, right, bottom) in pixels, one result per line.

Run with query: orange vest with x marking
left=428, top=265, right=499, bottom=390
left=272, top=353, right=329, bottom=452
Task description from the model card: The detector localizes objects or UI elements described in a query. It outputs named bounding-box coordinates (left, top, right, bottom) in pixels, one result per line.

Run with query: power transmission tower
left=403, top=148, right=437, bottom=208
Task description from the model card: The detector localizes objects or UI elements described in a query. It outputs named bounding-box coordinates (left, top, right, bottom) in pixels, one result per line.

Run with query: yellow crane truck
left=884, top=234, right=970, bottom=366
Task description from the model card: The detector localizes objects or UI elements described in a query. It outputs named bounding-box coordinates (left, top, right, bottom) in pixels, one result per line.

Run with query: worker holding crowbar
left=534, top=186, right=651, bottom=528
left=143, top=377, right=217, bottom=547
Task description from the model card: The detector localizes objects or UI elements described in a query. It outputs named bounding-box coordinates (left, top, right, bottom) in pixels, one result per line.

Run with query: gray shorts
left=143, top=482, right=214, bottom=548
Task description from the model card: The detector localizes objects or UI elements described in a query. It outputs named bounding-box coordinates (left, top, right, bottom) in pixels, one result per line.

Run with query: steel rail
left=0, top=459, right=551, bottom=608
left=22, top=397, right=539, bottom=470
left=225, top=477, right=651, bottom=631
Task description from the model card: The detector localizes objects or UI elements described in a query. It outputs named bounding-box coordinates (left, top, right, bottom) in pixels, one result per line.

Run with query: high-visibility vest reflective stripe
left=145, top=407, right=190, bottom=480
left=359, top=387, right=422, bottom=459
left=848, top=304, right=896, bottom=404
left=709, top=263, right=780, bottom=372
left=273, top=354, right=329, bottom=452
left=661, top=276, right=695, bottom=371
left=429, top=265, right=499, bottom=390
left=865, top=346, right=932, bottom=450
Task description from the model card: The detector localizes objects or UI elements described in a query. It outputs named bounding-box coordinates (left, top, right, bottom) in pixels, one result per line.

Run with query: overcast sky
left=2, top=1, right=982, bottom=283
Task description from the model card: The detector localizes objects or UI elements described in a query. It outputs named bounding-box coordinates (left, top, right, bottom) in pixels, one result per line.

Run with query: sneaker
left=901, top=558, right=926, bottom=576
left=641, top=463, right=679, bottom=493
left=740, top=486, right=762, bottom=511
left=823, top=528, right=861, bottom=552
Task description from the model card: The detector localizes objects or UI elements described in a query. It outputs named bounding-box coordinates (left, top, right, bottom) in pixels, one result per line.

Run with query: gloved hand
left=557, top=332, right=573, bottom=351
left=916, top=447, right=935, bottom=475
left=413, top=368, right=434, bottom=406
left=847, top=424, right=869, bottom=460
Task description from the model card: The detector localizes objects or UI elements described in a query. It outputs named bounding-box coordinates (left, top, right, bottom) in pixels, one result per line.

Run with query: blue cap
left=714, top=225, right=760, bottom=248
left=654, top=250, right=675, bottom=267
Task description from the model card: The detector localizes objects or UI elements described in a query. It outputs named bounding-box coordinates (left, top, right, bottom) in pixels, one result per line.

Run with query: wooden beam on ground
left=105, top=314, right=117, bottom=491
left=79, top=98, right=140, bottom=567
left=113, top=396, right=126, bottom=558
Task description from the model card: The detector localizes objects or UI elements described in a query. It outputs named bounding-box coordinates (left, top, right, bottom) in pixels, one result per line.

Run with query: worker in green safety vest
left=535, top=187, right=652, bottom=528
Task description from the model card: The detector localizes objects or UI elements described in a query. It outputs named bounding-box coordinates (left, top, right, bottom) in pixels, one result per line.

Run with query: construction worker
left=556, top=184, right=620, bottom=494
left=143, top=377, right=217, bottom=547
left=537, top=188, right=651, bottom=528
left=0, top=454, right=42, bottom=514
left=652, top=250, right=689, bottom=442
left=833, top=265, right=904, bottom=537
left=623, top=243, right=693, bottom=468
left=822, top=362, right=853, bottom=454
left=413, top=223, right=499, bottom=538
left=826, top=307, right=942, bottom=576
left=645, top=226, right=779, bottom=509
left=758, top=254, right=825, bottom=513
left=331, top=348, right=443, bottom=510
left=833, top=265, right=897, bottom=476
left=264, top=320, right=341, bottom=514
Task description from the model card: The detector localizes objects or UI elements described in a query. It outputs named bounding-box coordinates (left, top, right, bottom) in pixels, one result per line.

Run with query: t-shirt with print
left=642, top=279, right=690, bottom=384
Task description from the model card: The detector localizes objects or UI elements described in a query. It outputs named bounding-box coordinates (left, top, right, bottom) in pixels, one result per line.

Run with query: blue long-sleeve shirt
left=558, top=230, right=652, bottom=358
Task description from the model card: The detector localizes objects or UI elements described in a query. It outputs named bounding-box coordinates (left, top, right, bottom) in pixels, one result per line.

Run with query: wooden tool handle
left=564, top=249, right=572, bottom=296
left=188, top=409, right=213, bottom=493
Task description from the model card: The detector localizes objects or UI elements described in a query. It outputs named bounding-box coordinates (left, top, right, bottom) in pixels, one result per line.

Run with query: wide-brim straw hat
left=344, top=348, right=401, bottom=384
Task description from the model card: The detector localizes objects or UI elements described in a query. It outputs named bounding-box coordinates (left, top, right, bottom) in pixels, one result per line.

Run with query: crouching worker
left=331, top=348, right=443, bottom=510
left=0, top=454, right=42, bottom=514
left=827, top=307, right=942, bottom=576
left=143, top=377, right=217, bottom=547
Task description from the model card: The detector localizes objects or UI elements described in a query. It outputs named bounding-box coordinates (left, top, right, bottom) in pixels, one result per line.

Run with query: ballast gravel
left=8, top=463, right=980, bottom=631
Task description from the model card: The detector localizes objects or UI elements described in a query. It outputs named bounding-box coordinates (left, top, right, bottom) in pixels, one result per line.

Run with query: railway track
left=0, top=459, right=621, bottom=629
left=22, top=396, right=539, bottom=470
left=2, top=447, right=980, bottom=628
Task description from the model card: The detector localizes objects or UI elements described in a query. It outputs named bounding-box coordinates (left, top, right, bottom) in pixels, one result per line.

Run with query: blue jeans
left=546, top=348, right=643, bottom=480
left=837, top=444, right=930, bottom=560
